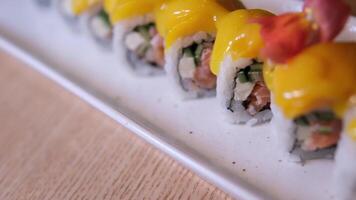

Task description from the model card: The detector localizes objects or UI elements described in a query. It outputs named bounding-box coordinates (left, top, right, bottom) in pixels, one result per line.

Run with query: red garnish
left=304, top=0, right=350, bottom=42
left=252, top=13, right=316, bottom=64
left=253, top=0, right=350, bottom=64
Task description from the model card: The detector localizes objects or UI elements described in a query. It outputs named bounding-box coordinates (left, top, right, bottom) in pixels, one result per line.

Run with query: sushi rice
left=217, top=56, right=272, bottom=125
left=334, top=105, right=356, bottom=200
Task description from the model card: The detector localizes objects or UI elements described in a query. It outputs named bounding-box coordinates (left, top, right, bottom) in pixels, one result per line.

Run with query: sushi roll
left=334, top=98, right=356, bottom=200
left=106, top=0, right=166, bottom=76
left=255, top=0, right=351, bottom=162
left=56, top=0, right=112, bottom=47
left=87, top=4, right=112, bottom=48
left=210, top=9, right=274, bottom=125
left=155, top=0, right=229, bottom=99
left=61, top=0, right=113, bottom=47
left=267, top=43, right=355, bottom=162
left=56, top=0, right=102, bottom=29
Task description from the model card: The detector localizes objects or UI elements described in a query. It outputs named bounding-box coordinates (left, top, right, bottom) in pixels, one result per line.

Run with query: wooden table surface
left=0, top=49, right=232, bottom=200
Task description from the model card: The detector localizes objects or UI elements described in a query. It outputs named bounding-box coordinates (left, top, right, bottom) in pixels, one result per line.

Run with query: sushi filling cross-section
left=124, top=22, right=165, bottom=73
left=177, top=37, right=216, bottom=97
left=154, top=0, right=229, bottom=98
left=265, top=43, right=356, bottom=163
left=290, top=110, right=342, bottom=161
left=88, top=8, right=113, bottom=46
left=227, top=60, right=270, bottom=117
left=106, top=0, right=167, bottom=76
left=209, top=9, right=275, bottom=125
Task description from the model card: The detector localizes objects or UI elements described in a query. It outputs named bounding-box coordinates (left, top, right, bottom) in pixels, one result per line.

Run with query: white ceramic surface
left=0, top=1, right=355, bottom=199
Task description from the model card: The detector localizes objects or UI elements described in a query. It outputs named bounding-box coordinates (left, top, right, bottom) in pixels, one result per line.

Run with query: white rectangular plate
left=1, top=1, right=355, bottom=199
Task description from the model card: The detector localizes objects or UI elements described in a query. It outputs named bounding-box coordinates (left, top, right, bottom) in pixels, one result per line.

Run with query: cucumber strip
left=194, top=44, right=204, bottom=64
left=248, top=71, right=263, bottom=82
left=318, top=126, right=333, bottom=134
left=183, top=48, right=194, bottom=57
left=315, top=112, right=335, bottom=121
left=143, top=23, right=155, bottom=30
left=98, top=9, right=111, bottom=27
left=295, top=116, right=310, bottom=126
left=250, top=63, right=263, bottom=72
left=238, top=72, right=249, bottom=83
left=137, top=26, right=150, bottom=41
left=136, top=43, right=150, bottom=57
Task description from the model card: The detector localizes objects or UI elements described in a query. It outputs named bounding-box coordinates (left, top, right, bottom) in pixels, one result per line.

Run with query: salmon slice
left=150, top=27, right=165, bottom=68
left=246, top=82, right=271, bottom=116
left=303, top=120, right=342, bottom=151
left=193, top=48, right=216, bottom=89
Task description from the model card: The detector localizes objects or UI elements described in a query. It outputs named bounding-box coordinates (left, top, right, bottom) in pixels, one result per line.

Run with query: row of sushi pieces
left=39, top=0, right=355, bottom=198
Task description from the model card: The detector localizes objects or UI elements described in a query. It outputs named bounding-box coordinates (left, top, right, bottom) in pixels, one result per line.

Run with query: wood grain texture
left=0, top=50, right=233, bottom=200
